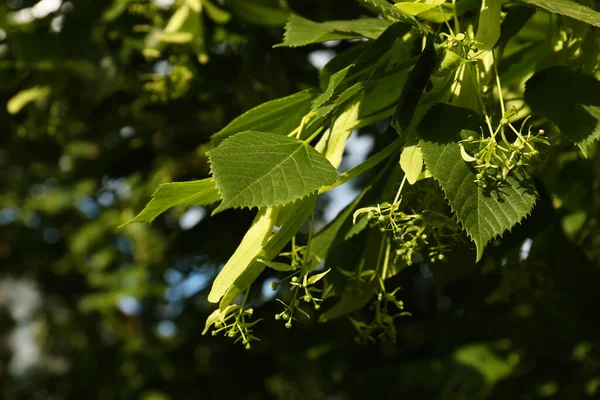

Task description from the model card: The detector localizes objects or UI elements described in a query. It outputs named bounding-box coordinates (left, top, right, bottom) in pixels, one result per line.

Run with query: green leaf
left=211, top=90, right=315, bottom=146
left=418, top=104, right=538, bottom=261
left=517, top=0, right=600, bottom=27
left=399, top=144, right=424, bottom=184
left=525, top=67, right=600, bottom=157
left=208, top=207, right=279, bottom=303
left=120, top=179, right=220, bottom=227
left=312, top=65, right=353, bottom=109
left=275, top=14, right=391, bottom=47
left=219, top=196, right=316, bottom=309
left=475, top=0, right=502, bottom=51
left=394, top=0, right=446, bottom=16
left=227, top=0, right=291, bottom=26
left=208, top=131, right=338, bottom=212
left=7, top=86, right=51, bottom=114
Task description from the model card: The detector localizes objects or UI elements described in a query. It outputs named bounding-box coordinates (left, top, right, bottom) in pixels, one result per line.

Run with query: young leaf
left=312, top=65, right=354, bottom=109
left=518, top=0, right=600, bottom=27
left=475, top=0, right=502, bottom=51
left=418, top=104, right=538, bottom=261
left=120, top=179, right=220, bottom=227
left=275, top=14, right=391, bottom=47
left=208, top=207, right=279, bottom=303
left=399, top=144, right=424, bottom=184
left=208, top=131, right=338, bottom=212
left=211, top=90, right=316, bottom=146
left=524, top=66, right=600, bottom=157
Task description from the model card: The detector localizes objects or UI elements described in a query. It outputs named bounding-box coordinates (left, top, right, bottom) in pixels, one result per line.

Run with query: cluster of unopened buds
left=440, top=32, right=479, bottom=55
left=354, top=202, right=459, bottom=265
left=459, top=118, right=549, bottom=190
left=350, top=287, right=410, bottom=344
left=206, top=305, right=261, bottom=350
left=270, top=268, right=329, bottom=329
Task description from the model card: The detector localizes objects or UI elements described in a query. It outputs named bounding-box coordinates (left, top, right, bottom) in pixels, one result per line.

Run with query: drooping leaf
left=475, top=0, right=502, bottom=51
left=211, top=90, right=316, bottom=146
left=524, top=66, right=600, bottom=156
left=275, top=14, right=392, bottom=47
left=208, top=207, right=279, bottom=303
left=312, top=65, right=353, bottom=109
left=394, top=0, right=446, bottom=16
left=418, top=104, right=538, bottom=261
left=518, top=0, right=600, bottom=27
left=219, top=196, right=316, bottom=309
left=399, top=144, right=424, bottom=184
left=120, top=179, right=221, bottom=227
left=208, top=131, right=338, bottom=212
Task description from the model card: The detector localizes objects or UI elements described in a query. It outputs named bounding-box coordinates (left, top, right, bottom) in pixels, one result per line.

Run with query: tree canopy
left=1, top=1, right=600, bottom=399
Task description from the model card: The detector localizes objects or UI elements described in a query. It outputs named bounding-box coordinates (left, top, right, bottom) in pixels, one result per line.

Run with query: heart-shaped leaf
left=208, top=131, right=338, bottom=212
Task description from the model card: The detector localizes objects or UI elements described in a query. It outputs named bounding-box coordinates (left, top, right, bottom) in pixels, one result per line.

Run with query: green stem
left=318, top=137, right=403, bottom=194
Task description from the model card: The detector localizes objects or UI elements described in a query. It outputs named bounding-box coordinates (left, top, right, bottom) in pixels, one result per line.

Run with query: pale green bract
left=208, top=207, right=278, bottom=303
left=208, top=131, right=338, bottom=213
left=394, top=0, right=446, bottom=16
left=399, top=144, right=424, bottom=184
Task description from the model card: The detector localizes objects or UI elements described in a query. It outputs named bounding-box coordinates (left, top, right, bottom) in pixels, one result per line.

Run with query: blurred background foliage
left=0, top=0, right=600, bottom=399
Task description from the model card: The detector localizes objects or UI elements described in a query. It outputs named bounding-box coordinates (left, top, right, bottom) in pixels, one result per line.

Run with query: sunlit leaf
left=418, top=104, right=538, bottom=261
left=208, top=131, right=338, bottom=212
